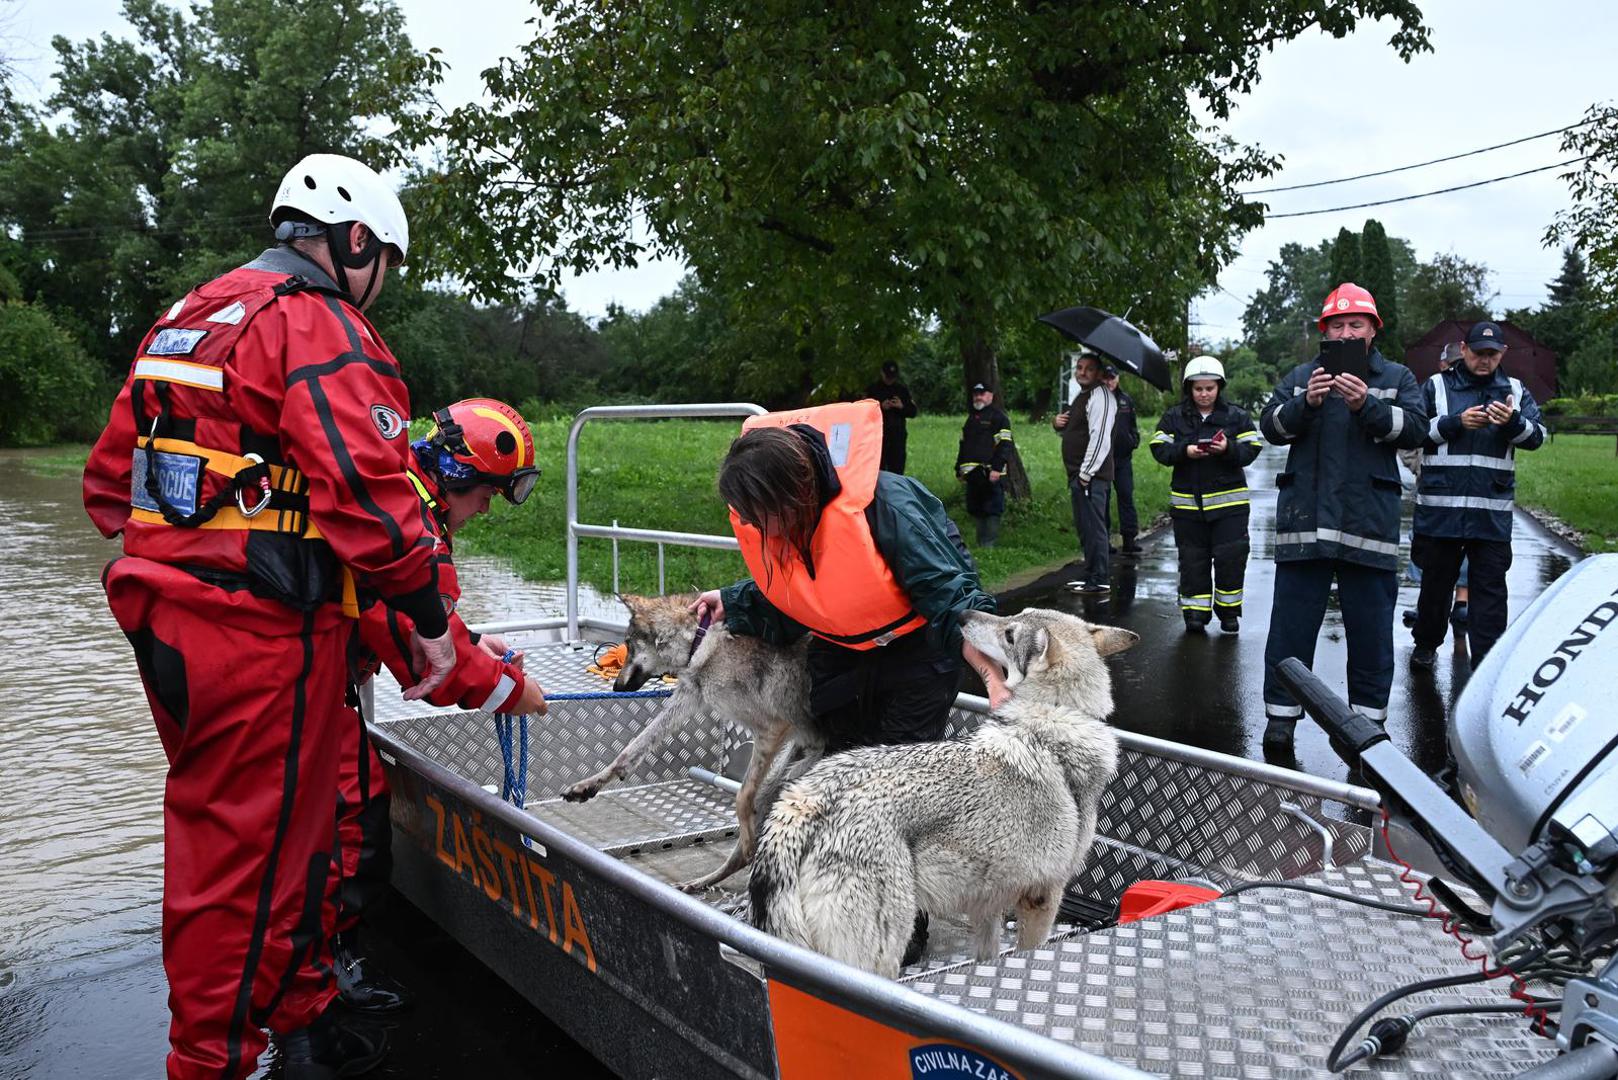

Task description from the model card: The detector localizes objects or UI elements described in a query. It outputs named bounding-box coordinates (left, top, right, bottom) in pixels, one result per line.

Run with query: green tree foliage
left=411, top=0, right=1429, bottom=408
left=0, top=0, right=438, bottom=380
left=0, top=300, right=108, bottom=446
left=1329, top=227, right=1361, bottom=288
left=1547, top=103, right=1618, bottom=306
left=1359, top=218, right=1400, bottom=357
left=1402, top=252, right=1494, bottom=339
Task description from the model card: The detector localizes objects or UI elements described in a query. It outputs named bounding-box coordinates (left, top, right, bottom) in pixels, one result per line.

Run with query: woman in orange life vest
left=692, top=400, right=1006, bottom=754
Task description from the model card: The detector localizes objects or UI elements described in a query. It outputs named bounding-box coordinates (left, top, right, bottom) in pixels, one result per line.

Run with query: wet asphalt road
left=999, top=446, right=1578, bottom=785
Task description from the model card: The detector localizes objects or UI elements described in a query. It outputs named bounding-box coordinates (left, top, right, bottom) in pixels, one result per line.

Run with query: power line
left=1265, top=157, right=1588, bottom=220
left=1242, top=121, right=1588, bottom=195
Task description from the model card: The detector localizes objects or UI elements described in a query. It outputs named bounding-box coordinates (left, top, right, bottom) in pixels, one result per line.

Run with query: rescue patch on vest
left=146, top=328, right=208, bottom=356
left=826, top=421, right=852, bottom=467
left=131, top=448, right=204, bottom=517
left=371, top=404, right=405, bottom=440
left=206, top=301, right=247, bottom=325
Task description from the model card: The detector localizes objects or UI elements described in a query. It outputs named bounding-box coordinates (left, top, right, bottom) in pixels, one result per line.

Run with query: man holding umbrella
left=1053, top=352, right=1117, bottom=593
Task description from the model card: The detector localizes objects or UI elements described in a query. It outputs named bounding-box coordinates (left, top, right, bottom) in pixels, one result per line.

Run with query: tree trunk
left=955, top=309, right=1031, bottom=500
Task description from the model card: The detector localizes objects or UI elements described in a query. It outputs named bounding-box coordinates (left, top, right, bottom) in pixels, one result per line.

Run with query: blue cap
left=1465, top=321, right=1506, bottom=352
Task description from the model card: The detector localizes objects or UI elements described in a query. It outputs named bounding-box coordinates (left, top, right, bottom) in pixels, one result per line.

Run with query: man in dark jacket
left=955, top=382, right=1014, bottom=547
left=1258, top=283, right=1427, bottom=749
left=864, top=360, right=919, bottom=474
left=1103, top=367, right=1142, bottom=556
left=1410, top=321, right=1545, bottom=669
left=1053, top=352, right=1116, bottom=593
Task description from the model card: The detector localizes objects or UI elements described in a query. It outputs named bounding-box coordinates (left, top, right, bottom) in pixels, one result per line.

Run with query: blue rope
left=541, top=688, right=674, bottom=701
left=493, top=712, right=529, bottom=807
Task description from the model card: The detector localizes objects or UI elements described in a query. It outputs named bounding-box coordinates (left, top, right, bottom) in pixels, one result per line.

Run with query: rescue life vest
left=731, top=401, right=928, bottom=649
left=119, top=268, right=358, bottom=616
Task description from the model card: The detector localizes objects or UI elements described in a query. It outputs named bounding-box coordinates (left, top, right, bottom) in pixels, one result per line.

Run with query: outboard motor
left=1278, top=554, right=1618, bottom=1077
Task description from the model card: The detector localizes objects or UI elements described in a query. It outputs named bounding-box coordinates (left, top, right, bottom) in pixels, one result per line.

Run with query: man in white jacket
left=1053, top=352, right=1117, bottom=593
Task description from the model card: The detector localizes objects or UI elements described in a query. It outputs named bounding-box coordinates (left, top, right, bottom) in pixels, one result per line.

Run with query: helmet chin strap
left=324, top=223, right=385, bottom=309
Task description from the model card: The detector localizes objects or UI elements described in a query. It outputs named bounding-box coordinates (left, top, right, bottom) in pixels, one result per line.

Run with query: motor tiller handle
left=1274, top=657, right=1388, bottom=760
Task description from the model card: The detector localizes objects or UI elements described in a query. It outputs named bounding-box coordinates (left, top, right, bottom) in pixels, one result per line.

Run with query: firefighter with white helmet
left=83, top=153, right=451, bottom=1078
left=1256, top=283, right=1428, bottom=751
left=1149, top=356, right=1264, bottom=633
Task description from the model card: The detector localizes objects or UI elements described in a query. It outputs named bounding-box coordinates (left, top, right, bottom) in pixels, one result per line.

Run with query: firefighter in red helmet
left=1257, top=282, right=1428, bottom=752
left=332, top=397, right=546, bottom=1014
left=82, top=153, right=462, bottom=1079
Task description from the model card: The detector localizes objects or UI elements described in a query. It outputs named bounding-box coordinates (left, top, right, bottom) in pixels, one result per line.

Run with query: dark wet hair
left=718, top=428, right=821, bottom=580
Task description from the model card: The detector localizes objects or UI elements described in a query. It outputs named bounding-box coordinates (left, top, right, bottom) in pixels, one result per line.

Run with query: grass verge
left=1516, top=434, right=1618, bottom=553
left=459, top=413, right=1173, bottom=595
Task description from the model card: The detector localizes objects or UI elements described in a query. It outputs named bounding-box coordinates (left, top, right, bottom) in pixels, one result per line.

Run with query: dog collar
left=688, top=609, right=713, bottom=662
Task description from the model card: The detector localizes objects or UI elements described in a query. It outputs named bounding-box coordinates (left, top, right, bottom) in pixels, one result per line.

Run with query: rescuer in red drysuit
left=330, top=398, right=548, bottom=1013
left=82, top=154, right=461, bottom=1080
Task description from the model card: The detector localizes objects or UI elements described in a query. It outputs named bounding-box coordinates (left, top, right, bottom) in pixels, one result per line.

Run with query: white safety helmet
left=1182, top=355, right=1226, bottom=385
left=270, top=154, right=409, bottom=263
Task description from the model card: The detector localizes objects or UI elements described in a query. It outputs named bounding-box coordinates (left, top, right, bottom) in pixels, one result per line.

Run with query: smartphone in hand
left=1318, top=338, right=1370, bottom=382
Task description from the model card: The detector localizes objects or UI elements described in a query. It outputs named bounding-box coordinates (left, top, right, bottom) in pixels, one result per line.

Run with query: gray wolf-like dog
left=749, top=607, right=1135, bottom=977
left=562, top=593, right=820, bottom=892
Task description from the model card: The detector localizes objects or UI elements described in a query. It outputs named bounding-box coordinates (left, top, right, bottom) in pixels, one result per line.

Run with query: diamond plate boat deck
left=368, top=634, right=1560, bottom=1079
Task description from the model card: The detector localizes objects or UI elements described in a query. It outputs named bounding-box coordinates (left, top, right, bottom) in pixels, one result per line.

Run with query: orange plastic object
left=1116, top=880, right=1222, bottom=924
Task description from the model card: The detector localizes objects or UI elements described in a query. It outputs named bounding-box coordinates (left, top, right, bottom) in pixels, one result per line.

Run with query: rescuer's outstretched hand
left=404, top=628, right=457, bottom=700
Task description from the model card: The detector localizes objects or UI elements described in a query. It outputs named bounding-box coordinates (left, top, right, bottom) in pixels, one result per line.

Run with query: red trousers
left=331, top=703, right=392, bottom=936
left=105, top=558, right=345, bottom=1080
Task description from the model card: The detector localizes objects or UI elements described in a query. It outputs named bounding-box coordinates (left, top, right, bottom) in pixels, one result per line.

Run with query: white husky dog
left=748, top=607, right=1134, bottom=977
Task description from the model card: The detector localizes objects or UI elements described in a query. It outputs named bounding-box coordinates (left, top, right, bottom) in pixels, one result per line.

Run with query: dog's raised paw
left=561, top=780, right=602, bottom=803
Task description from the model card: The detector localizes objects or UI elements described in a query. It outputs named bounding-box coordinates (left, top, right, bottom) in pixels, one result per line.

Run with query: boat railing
left=564, top=403, right=768, bottom=640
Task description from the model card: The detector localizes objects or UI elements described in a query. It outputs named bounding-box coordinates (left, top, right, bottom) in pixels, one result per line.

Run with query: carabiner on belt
left=235, top=453, right=274, bottom=518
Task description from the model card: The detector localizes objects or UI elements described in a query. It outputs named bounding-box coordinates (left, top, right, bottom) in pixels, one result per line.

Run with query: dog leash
left=687, top=608, right=713, bottom=663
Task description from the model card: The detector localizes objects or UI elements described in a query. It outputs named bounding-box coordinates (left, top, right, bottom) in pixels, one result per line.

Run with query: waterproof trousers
left=104, top=558, right=344, bottom=1080
left=1262, top=558, right=1398, bottom=724
left=808, top=631, right=962, bottom=754
left=1411, top=535, right=1512, bottom=666
left=1172, top=511, right=1250, bottom=622
left=1108, top=454, right=1139, bottom=548
left=1070, top=477, right=1112, bottom=587
left=332, top=705, right=392, bottom=936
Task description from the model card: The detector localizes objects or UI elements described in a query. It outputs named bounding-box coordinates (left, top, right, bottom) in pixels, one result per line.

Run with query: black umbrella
left=1037, top=306, right=1172, bottom=391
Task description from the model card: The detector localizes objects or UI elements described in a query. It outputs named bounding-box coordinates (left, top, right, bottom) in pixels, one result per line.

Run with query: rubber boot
left=333, top=931, right=413, bottom=1014
left=276, top=1003, right=388, bottom=1079
left=981, top=514, right=1001, bottom=549
left=1262, top=717, right=1296, bottom=750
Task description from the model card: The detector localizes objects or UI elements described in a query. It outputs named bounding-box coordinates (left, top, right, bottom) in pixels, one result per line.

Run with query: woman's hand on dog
left=961, top=641, right=1011, bottom=710
left=690, top=590, right=725, bottom=624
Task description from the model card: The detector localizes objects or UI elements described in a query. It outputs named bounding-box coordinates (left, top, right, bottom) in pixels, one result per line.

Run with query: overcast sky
left=7, top=0, right=1613, bottom=335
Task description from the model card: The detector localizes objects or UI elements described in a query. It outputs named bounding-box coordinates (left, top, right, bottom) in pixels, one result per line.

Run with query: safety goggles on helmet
left=428, top=400, right=540, bottom=505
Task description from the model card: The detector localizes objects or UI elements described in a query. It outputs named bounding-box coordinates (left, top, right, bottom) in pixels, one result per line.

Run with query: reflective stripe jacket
left=1414, top=365, right=1545, bottom=541
left=83, top=247, right=445, bottom=635
left=1148, top=400, right=1263, bottom=519
left=1259, top=348, right=1428, bottom=570
left=955, top=404, right=1013, bottom=477
left=355, top=460, right=527, bottom=713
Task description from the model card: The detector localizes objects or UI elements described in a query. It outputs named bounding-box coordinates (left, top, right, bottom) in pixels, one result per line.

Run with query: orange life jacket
left=731, top=401, right=928, bottom=649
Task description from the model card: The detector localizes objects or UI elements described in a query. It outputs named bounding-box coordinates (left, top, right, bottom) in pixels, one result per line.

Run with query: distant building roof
left=1404, top=319, right=1557, bottom=403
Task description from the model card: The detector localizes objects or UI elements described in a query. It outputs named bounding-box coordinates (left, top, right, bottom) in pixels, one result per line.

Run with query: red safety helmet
left=1318, top=283, right=1383, bottom=331
left=427, top=398, right=539, bottom=505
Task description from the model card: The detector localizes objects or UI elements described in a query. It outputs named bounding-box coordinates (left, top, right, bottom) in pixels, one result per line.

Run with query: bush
left=0, top=301, right=110, bottom=446
left=1543, top=393, right=1618, bottom=418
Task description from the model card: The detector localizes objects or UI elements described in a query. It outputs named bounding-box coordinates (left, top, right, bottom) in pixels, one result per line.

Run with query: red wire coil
left=1378, top=808, right=1554, bottom=1035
